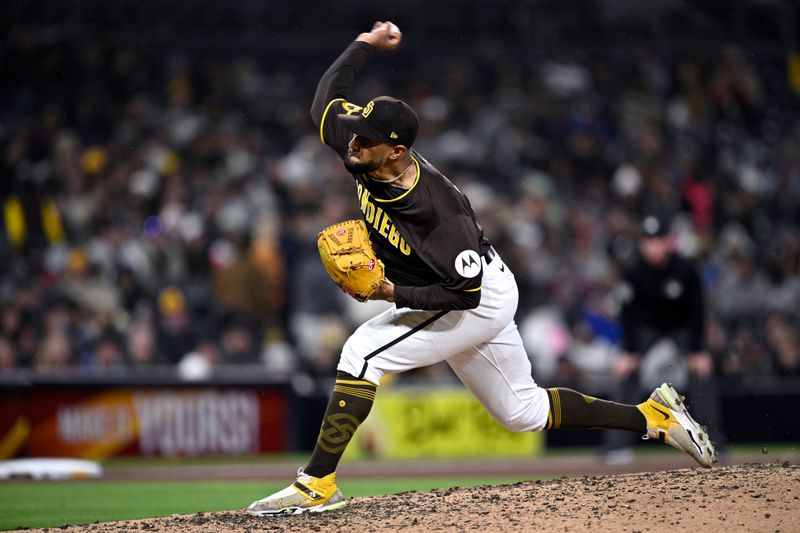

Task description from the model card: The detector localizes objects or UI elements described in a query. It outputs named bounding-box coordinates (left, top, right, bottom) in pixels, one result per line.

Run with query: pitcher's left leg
left=447, top=322, right=716, bottom=468
left=446, top=320, right=549, bottom=432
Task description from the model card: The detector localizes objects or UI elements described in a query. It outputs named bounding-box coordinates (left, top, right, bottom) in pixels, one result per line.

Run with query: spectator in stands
left=126, top=318, right=161, bottom=368
left=88, top=334, right=126, bottom=376
left=0, top=12, right=795, bottom=393
left=177, top=338, right=221, bottom=381
left=34, top=332, right=73, bottom=374
left=0, top=338, right=15, bottom=373
left=764, top=314, right=800, bottom=376
left=1, top=301, right=36, bottom=369
left=218, top=313, right=261, bottom=365
left=155, top=286, right=200, bottom=364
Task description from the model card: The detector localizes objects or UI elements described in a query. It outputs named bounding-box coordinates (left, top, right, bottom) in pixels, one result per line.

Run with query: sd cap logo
left=362, top=100, right=374, bottom=118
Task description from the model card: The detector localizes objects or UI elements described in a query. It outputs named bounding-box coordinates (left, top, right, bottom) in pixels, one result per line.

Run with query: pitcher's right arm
left=310, top=22, right=403, bottom=155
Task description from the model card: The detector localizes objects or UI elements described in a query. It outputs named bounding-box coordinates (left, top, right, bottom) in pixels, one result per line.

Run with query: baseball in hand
left=360, top=21, right=402, bottom=50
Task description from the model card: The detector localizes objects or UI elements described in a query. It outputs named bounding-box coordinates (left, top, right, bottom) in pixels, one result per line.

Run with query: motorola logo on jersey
left=455, top=250, right=482, bottom=278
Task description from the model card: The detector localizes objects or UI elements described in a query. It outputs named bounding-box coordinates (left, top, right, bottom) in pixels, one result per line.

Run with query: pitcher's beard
left=344, top=158, right=380, bottom=175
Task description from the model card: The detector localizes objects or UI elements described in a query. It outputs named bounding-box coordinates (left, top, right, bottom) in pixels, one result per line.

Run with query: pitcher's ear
left=391, top=145, right=408, bottom=158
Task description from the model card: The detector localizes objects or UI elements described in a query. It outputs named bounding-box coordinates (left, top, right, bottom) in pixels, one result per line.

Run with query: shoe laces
left=296, top=467, right=312, bottom=484
left=650, top=389, right=667, bottom=406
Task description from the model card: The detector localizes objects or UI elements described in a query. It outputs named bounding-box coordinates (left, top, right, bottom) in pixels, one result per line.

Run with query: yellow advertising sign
left=343, top=387, right=543, bottom=460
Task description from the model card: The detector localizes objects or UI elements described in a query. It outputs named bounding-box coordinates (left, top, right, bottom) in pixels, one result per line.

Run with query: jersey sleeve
left=422, top=215, right=484, bottom=292
left=318, top=99, right=363, bottom=158
left=392, top=215, right=484, bottom=311
left=310, top=41, right=376, bottom=158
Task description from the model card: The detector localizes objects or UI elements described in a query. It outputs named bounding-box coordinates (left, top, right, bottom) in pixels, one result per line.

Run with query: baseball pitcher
left=247, top=21, right=717, bottom=516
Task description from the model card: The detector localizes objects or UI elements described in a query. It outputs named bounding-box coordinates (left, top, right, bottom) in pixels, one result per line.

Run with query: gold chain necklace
left=378, top=162, right=413, bottom=184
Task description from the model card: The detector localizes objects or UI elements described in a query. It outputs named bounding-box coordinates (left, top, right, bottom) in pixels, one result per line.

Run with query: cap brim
left=338, top=114, right=390, bottom=143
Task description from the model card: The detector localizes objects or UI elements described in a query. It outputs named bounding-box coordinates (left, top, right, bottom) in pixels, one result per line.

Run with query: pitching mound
left=28, top=462, right=800, bottom=532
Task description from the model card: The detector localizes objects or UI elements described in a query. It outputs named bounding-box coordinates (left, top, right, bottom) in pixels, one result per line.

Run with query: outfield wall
left=0, top=378, right=544, bottom=460
left=0, top=381, right=289, bottom=459
left=1, top=376, right=798, bottom=459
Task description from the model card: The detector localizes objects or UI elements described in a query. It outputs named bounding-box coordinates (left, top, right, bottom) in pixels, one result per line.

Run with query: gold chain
left=378, top=161, right=413, bottom=184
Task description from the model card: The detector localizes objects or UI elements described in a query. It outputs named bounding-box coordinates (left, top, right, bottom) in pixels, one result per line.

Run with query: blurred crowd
left=1, top=28, right=799, bottom=385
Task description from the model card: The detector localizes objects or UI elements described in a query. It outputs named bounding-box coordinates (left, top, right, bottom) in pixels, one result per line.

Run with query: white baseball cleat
left=637, top=383, right=718, bottom=468
left=246, top=468, right=345, bottom=516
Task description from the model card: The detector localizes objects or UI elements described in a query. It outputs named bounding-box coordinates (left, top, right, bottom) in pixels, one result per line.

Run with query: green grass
left=101, top=453, right=311, bottom=468
left=3, top=443, right=796, bottom=530
left=0, top=476, right=528, bottom=530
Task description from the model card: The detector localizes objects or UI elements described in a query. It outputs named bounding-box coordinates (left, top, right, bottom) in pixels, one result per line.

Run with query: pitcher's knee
left=500, top=410, right=547, bottom=432
left=495, top=387, right=550, bottom=432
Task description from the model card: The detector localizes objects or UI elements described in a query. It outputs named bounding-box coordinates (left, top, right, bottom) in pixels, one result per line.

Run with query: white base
left=0, top=458, right=103, bottom=480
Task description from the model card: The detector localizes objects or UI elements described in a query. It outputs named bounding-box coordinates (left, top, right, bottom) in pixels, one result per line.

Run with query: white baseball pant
left=338, top=250, right=550, bottom=432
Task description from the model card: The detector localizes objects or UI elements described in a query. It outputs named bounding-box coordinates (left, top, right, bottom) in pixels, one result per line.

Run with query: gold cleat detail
left=246, top=469, right=345, bottom=516
left=638, top=383, right=717, bottom=468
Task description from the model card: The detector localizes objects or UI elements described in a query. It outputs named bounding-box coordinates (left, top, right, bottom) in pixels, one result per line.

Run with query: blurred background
left=0, top=0, right=798, bottom=464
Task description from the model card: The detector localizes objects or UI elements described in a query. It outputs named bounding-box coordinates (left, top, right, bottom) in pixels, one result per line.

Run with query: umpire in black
left=604, top=214, right=726, bottom=462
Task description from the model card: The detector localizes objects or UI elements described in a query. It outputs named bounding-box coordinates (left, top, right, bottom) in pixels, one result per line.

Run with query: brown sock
left=546, top=388, right=646, bottom=433
left=304, top=371, right=376, bottom=478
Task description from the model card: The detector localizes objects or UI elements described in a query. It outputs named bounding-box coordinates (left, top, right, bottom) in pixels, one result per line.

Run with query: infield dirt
left=19, top=462, right=799, bottom=532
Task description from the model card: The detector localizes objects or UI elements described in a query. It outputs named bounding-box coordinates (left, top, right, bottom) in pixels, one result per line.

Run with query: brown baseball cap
left=338, top=96, right=419, bottom=147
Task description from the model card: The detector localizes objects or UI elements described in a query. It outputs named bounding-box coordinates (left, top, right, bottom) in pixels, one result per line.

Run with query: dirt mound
left=24, top=462, right=800, bottom=532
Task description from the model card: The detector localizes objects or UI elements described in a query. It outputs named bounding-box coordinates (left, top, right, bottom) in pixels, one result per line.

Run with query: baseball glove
left=317, top=219, right=385, bottom=302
